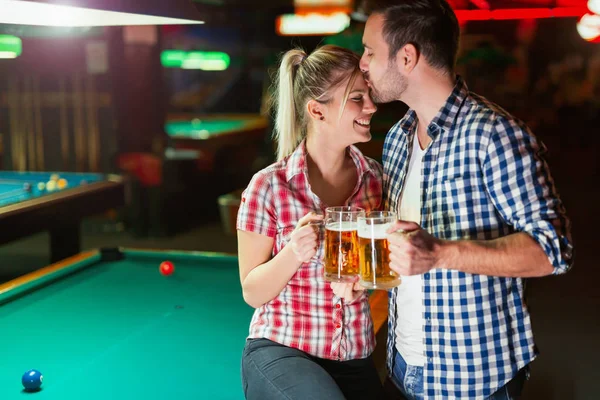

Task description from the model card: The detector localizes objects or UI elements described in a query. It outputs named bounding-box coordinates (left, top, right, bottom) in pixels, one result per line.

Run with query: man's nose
left=359, top=55, right=368, bottom=73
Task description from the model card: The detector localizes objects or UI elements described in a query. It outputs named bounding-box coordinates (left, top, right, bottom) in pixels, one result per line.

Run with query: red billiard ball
left=159, top=261, right=174, bottom=276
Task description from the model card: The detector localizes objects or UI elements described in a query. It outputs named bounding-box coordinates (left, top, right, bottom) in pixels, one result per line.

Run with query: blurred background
left=0, top=0, right=598, bottom=398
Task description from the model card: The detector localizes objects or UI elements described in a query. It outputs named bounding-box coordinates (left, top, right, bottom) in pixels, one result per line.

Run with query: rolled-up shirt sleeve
left=482, top=116, right=574, bottom=274
left=236, top=171, right=277, bottom=238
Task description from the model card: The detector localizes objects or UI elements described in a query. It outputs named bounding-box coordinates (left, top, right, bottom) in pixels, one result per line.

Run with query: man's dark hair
left=366, top=0, right=460, bottom=73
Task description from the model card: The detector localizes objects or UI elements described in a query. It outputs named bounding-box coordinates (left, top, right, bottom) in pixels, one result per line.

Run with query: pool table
left=0, top=172, right=125, bottom=263
left=164, top=113, right=269, bottom=174
left=0, top=248, right=254, bottom=400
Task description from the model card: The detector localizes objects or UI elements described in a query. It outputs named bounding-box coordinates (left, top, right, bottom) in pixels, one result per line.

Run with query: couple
left=236, top=1, right=573, bottom=399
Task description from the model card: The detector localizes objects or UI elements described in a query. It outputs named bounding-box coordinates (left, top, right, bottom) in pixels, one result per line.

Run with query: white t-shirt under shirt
left=394, top=133, right=426, bottom=367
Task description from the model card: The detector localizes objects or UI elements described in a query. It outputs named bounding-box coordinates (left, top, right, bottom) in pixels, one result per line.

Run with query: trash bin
left=218, top=189, right=243, bottom=235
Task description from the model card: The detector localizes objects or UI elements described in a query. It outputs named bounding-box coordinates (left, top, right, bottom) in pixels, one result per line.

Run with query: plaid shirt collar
left=285, top=139, right=376, bottom=182
left=398, top=75, right=469, bottom=138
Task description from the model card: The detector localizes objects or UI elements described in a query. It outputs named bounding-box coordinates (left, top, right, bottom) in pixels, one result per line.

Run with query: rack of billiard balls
left=22, top=174, right=69, bottom=194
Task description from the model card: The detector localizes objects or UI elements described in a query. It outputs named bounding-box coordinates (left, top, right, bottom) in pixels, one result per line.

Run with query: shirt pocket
left=432, top=176, right=479, bottom=239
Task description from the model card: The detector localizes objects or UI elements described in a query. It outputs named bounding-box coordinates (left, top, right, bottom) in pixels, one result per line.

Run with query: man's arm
left=387, top=115, right=573, bottom=278
left=439, top=230, right=554, bottom=277
left=387, top=222, right=554, bottom=277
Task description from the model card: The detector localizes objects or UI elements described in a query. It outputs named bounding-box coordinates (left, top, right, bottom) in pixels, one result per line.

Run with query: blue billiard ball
left=22, top=369, right=43, bottom=391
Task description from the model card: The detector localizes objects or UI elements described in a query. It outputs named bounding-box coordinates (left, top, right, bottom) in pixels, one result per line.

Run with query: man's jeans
left=390, top=349, right=528, bottom=400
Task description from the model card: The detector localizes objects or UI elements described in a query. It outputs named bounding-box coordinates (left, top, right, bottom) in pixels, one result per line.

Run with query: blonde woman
left=236, top=45, right=385, bottom=400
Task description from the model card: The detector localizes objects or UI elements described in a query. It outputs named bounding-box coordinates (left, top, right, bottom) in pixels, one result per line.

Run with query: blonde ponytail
left=273, top=49, right=305, bottom=161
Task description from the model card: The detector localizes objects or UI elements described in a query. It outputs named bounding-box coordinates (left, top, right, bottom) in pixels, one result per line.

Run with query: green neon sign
left=161, top=50, right=230, bottom=71
left=0, top=35, right=22, bottom=59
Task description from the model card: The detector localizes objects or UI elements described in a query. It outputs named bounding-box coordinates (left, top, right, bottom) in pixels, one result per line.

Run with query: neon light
left=469, top=0, right=490, bottom=10
left=577, top=13, right=600, bottom=41
left=294, top=0, right=351, bottom=6
left=0, top=35, right=21, bottom=58
left=276, top=12, right=350, bottom=36
left=161, top=51, right=230, bottom=71
left=0, top=0, right=204, bottom=27
left=589, top=0, right=600, bottom=15
left=455, top=7, right=588, bottom=21
left=0, top=51, right=18, bottom=59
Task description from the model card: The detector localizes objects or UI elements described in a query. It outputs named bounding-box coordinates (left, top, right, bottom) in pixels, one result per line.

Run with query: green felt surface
left=165, top=119, right=252, bottom=139
left=0, top=249, right=253, bottom=400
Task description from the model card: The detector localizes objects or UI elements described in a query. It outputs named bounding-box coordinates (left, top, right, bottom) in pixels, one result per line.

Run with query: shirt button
left=426, top=318, right=431, bottom=324
left=336, top=323, right=341, bottom=329
left=335, top=304, right=341, bottom=309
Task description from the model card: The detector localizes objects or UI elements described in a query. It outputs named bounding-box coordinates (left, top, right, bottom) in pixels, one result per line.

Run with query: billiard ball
left=37, top=182, right=45, bottom=191
left=23, top=183, right=32, bottom=193
left=46, top=180, right=56, bottom=191
left=22, top=369, right=43, bottom=391
left=50, top=173, right=59, bottom=181
left=57, top=178, right=68, bottom=190
left=160, top=261, right=174, bottom=276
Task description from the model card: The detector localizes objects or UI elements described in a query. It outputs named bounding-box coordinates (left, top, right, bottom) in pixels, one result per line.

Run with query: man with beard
left=358, top=1, right=574, bottom=399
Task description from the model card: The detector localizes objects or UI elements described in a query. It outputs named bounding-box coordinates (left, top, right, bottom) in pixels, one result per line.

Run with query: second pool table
left=164, top=113, right=269, bottom=174
left=0, top=171, right=125, bottom=262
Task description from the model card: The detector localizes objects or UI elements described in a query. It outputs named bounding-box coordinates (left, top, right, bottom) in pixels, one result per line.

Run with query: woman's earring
left=320, top=116, right=324, bottom=121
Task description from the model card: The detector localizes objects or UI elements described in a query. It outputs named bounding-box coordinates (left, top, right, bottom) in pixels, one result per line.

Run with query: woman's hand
left=289, top=212, right=323, bottom=263
left=330, top=279, right=366, bottom=304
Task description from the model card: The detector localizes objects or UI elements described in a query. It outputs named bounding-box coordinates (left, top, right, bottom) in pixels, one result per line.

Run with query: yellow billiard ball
left=57, top=178, right=68, bottom=190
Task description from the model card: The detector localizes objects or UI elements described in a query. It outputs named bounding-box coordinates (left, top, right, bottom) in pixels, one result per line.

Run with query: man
left=358, top=1, right=574, bottom=399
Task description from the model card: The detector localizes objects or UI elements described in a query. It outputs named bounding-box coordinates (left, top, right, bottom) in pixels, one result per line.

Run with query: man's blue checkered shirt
left=383, top=77, right=574, bottom=399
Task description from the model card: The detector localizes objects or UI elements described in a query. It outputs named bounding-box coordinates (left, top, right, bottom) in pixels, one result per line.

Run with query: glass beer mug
left=357, top=211, right=401, bottom=289
left=323, top=206, right=363, bottom=283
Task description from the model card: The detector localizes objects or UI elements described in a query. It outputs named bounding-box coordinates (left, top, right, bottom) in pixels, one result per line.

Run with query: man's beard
left=367, top=67, right=407, bottom=104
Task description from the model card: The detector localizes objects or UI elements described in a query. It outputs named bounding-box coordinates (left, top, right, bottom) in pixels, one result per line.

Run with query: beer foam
left=358, top=223, right=391, bottom=239
left=325, top=221, right=357, bottom=232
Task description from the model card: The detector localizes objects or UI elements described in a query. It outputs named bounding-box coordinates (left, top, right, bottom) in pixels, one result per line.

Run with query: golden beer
left=324, top=223, right=359, bottom=282
left=323, top=206, right=363, bottom=283
left=357, top=212, right=401, bottom=289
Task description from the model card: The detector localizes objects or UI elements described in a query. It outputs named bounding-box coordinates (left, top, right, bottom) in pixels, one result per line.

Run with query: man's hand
left=387, top=220, right=443, bottom=276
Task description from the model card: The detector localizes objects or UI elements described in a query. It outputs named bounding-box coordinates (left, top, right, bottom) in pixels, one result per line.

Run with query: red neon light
left=454, top=9, right=489, bottom=20
left=492, top=8, right=553, bottom=19
left=469, top=0, right=490, bottom=10
left=455, top=6, right=588, bottom=21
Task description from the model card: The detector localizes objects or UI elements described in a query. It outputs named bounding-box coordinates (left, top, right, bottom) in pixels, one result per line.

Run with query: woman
left=237, top=45, right=384, bottom=400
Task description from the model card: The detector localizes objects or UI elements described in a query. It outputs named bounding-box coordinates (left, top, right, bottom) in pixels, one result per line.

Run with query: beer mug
left=323, top=206, right=363, bottom=283
left=357, top=211, right=401, bottom=289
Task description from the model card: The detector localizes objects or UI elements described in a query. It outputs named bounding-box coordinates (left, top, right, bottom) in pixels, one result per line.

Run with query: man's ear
left=396, top=43, right=419, bottom=73
left=306, top=99, right=325, bottom=122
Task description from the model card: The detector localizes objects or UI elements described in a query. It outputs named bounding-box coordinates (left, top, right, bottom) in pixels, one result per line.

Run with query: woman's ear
left=306, top=99, right=325, bottom=122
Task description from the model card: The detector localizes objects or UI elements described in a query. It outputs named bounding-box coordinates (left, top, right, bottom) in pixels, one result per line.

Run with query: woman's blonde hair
left=270, top=45, right=361, bottom=161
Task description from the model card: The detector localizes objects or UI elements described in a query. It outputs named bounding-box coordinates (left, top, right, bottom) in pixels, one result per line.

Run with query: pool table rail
left=0, top=247, right=240, bottom=305
left=0, top=250, right=99, bottom=305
